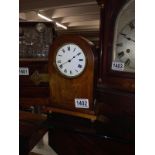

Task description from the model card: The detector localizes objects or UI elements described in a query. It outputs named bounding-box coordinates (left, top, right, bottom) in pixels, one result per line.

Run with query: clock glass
left=36, top=23, right=46, bottom=33
left=112, top=0, right=135, bottom=73
left=55, top=43, right=86, bottom=78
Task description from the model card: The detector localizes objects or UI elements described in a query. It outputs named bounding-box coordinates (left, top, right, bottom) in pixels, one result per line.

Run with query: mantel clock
left=48, top=35, right=96, bottom=120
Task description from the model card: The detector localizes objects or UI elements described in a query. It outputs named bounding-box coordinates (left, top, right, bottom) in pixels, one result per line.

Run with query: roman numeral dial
left=113, top=19, right=135, bottom=72
left=55, top=43, right=86, bottom=78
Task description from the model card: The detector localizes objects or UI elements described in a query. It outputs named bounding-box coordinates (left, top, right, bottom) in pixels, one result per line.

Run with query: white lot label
left=112, top=61, right=124, bottom=71
left=75, top=98, right=89, bottom=109
left=19, top=67, right=29, bottom=75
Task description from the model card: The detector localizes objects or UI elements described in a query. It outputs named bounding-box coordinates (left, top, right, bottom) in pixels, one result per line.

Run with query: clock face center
left=126, top=49, right=130, bottom=53
left=55, top=43, right=86, bottom=78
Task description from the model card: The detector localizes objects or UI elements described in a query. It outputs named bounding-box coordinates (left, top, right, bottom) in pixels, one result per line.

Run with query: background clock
left=55, top=43, right=86, bottom=78
left=36, top=22, right=46, bottom=33
left=48, top=34, right=96, bottom=119
left=112, top=0, right=135, bottom=73
left=97, top=0, right=135, bottom=92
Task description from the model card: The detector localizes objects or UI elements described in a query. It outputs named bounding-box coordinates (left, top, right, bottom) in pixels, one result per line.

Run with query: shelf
left=19, top=58, right=48, bottom=62
left=44, top=107, right=97, bottom=121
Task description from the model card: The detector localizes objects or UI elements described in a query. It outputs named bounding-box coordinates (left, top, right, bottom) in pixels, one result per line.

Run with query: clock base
left=44, top=107, right=97, bottom=121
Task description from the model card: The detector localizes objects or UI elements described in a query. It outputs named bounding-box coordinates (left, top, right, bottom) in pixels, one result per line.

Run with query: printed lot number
left=75, top=99, right=89, bottom=109
left=19, top=67, right=29, bottom=75
left=112, top=61, right=124, bottom=71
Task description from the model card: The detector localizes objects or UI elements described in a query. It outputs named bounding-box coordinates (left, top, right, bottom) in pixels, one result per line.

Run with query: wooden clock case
left=95, top=0, right=135, bottom=140
left=97, top=0, right=135, bottom=91
left=48, top=34, right=97, bottom=120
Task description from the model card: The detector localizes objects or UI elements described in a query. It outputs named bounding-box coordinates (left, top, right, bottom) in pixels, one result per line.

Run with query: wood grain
left=48, top=34, right=96, bottom=116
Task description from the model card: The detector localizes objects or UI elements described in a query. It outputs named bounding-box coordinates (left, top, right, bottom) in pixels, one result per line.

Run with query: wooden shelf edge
left=20, top=97, right=49, bottom=106
left=44, top=107, right=97, bottom=121
left=19, top=58, right=48, bottom=62
left=19, top=111, right=47, bottom=122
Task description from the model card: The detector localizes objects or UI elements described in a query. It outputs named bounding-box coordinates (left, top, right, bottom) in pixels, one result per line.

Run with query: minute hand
left=120, top=33, right=135, bottom=42
left=69, top=52, right=81, bottom=61
left=60, top=52, right=81, bottom=66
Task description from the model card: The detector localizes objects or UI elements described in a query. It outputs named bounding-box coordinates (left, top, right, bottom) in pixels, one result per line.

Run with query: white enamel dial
left=112, top=0, right=135, bottom=73
left=115, top=20, right=135, bottom=72
left=55, top=43, right=86, bottom=78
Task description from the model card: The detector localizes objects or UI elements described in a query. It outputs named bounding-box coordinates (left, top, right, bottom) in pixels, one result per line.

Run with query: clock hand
left=59, top=56, right=75, bottom=67
left=59, top=52, right=81, bottom=68
left=120, top=33, right=135, bottom=42
left=73, top=52, right=81, bottom=58
left=120, top=33, right=126, bottom=37
left=60, top=58, right=73, bottom=67
left=68, top=52, right=81, bottom=62
left=126, top=37, right=135, bottom=42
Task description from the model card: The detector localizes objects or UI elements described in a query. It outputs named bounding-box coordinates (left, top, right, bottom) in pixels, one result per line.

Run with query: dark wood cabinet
left=19, top=59, right=50, bottom=111
left=49, top=129, right=134, bottom=155
left=19, top=112, right=47, bottom=155
left=95, top=0, right=135, bottom=131
left=48, top=113, right=134, bottom=155
left=19, top=21, right=56, bottom=111
left=97, top=0, right=135, bottom=91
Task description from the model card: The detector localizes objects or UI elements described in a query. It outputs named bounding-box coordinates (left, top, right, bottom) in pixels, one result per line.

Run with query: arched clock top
left=112, top=0, right=135, bottom=73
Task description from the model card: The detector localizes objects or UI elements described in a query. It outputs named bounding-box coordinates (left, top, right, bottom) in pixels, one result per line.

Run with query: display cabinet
left=19, top=22, right=56, bottom=111
left=19, top=22, right=56, bottom=59
left=95, top=0, right=135, bottom=141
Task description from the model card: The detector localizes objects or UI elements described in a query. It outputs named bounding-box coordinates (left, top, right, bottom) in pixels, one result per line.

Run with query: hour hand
left=120, top=33, right=135, bottom=42
left=59, top=59, right=70, bottom=67
left=127, top=38, right=135, bottom=42
left=120, top=33, right=127, bottom=37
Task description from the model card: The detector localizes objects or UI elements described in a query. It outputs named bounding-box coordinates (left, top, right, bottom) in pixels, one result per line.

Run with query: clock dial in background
left=19, top=22, right=54, bottom=58
left=112, top=0, right=135, bottom=73
left=36, top=23, right=46, bottom=33
left=115, top=20, right=135, bottom=72
left=55, top=43, right=86, bottom=77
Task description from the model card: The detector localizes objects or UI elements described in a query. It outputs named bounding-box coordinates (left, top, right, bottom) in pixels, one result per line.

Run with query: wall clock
left=48, top=34, right=96, bottom=120
left=97, top=0, right=135, bottom=92
left=112, top=0, right=135, bottom=73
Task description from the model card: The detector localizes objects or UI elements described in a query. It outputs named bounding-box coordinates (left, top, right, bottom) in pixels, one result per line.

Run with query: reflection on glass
left=19, top=22, right=54, bottom=58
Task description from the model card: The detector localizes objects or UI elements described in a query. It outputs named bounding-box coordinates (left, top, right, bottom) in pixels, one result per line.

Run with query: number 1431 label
left=112, top=61, right=124, bottom=71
